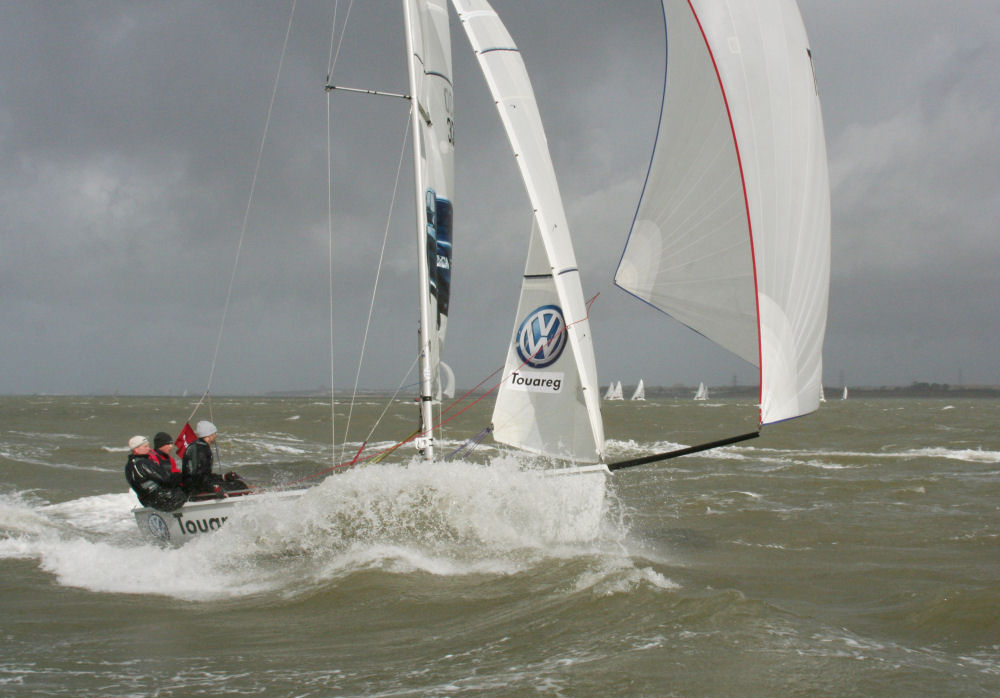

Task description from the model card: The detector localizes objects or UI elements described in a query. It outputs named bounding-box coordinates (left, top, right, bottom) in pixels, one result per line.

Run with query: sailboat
left=694, top=382, right=708, bottom=401
left=630, top=380, right=646, bottom=401
left=604, top=381, right=624, bottom=401
left=132, top=0, right=830, bottom=542
left=133, top=0, right=607, bottom=544
left=842, top=386, right=849, bottom=400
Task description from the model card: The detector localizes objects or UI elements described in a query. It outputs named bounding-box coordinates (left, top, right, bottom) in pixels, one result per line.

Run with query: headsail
left=452, top=0, right=605, bottom=463
left=491, top=222, right=603, bottom=461
left=403, top=0, right=454, bottom=455
left=615, top=0, right=830, bottom=426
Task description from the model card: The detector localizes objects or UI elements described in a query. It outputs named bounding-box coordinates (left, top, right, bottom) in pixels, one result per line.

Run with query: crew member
left=182, top=421, right=247, bottom=496
left=150, top=431, right=180, bottom=476
left=124, top=435, right=187, bottom=512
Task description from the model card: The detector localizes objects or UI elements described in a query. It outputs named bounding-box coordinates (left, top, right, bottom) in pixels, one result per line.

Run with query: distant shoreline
left=6, top=383, right=999, bottom=399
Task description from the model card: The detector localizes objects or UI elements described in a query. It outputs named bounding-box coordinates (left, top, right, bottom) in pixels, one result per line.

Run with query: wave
left=0, top=448, right=113, bottom=473
left=7, top=430, right=82, bottom=440
left=670, top=445, right=1000, bottom=468
left=570, top=560, right=679, bottom=596
left=903, top=447, right=1000, bottom=463
left=0, top=459, right=661, bottom=603
left=606, top=434, right=1000, bottom=467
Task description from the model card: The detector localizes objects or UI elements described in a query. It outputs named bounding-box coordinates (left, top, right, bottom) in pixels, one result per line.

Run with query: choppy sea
left=1, top=394, right=998, bottom=696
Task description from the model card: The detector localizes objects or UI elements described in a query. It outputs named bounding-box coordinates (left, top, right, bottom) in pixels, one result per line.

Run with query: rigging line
left=479, top=291, right=602, bottom=436
left=277, top=354, right=417, bottom=488
left=325, top=0, right=338, bottom=77
left=439, top=366, right=503, bottom=418
left=282, top=421, right=418, bottom=487
left=324, top=0, right=360, bottom=468
left=197, top=1, right=297, bottom=411
left=277, top=295, right=605, bottom=483
left=338, top=109, right=414, bottom=463
left=342, top=365, right=500, bottom=475
left=444, top=427, right=493, bottom=461
left=437, top=291, right=600, bottom=426
left=323, top=0, right=357, bottom=465
left=423, top=291, right=603, bottom=441
left=281, top=360, right=486, bottom=486
left=325, top=0, right=356, bottom=81
left=370, top=428, right=420, bottom=464
left=358, top=353, right=419, bottom=452
left=282, top=355, right=509, bottom=482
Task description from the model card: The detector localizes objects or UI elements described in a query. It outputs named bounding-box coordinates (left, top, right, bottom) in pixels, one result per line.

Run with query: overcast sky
left=1, top=1, right=997, bottom=395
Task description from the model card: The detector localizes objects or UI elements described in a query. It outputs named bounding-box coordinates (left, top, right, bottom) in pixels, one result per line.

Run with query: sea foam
left=0, top=458, right=634, bottom=602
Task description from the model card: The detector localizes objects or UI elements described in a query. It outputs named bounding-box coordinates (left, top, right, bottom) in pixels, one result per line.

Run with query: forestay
left=452, top=0, right=605, bottom=463
left=615, top=0, right=830, bottom=425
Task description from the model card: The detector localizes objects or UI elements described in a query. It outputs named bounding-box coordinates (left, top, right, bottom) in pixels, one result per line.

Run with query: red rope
left=266, top=291, right=603, bottom=489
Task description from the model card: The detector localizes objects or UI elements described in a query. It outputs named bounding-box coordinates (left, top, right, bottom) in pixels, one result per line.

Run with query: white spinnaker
left=404, top=0, right=454, bottom=443
left=452, top=0, right=604, bottom=462
left=615, top=0, right=830, bottom=425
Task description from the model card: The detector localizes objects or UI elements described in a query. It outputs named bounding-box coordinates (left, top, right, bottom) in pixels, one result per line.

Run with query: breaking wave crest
left=0, top=458, right=646, bottom=602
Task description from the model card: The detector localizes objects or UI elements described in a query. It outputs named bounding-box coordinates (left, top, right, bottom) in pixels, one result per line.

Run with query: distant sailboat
left=605, top=381, right=624, bottom=401
left=630, top=379, right=646, bottom=401
left=819, top=385, right=826, bottom=402
left=842, top=386, right=848, bottom=400
left=694, top=382, right=708, bottom=401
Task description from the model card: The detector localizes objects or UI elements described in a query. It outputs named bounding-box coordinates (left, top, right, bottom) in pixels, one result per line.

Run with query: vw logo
left=515, top=305, right=567, bottom=369
left=147, top=513, right=170, bottom=543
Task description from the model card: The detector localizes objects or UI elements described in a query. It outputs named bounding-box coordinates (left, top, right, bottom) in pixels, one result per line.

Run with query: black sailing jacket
left=181, top=438, right=215, bottom=494
left=125, top=452, right=187, bottom=512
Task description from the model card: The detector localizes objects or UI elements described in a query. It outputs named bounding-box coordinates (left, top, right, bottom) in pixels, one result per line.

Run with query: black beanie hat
left=153, top=432, right=173, bottom=449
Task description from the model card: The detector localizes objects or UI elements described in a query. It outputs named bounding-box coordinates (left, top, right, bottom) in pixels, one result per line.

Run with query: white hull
left=133, top=488, right=306, bottom=545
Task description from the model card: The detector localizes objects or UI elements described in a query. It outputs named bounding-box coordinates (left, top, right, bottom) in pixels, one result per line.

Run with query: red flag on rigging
left=174, top=422, right=197, bottom=458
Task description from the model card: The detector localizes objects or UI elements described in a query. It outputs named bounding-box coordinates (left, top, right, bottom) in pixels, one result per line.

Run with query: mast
left=402, top=0, right=454, bottom=461
left=402, top=0, right=436, bottom=460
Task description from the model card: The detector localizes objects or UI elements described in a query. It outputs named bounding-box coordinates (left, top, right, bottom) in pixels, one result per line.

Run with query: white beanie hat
left=195, top=420, right=218, bottom=438
left=128, top=435, right=149, bottom=450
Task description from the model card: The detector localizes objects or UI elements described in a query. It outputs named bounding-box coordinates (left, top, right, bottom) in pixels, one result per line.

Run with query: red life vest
left=151, top=449, right=180, bottom=474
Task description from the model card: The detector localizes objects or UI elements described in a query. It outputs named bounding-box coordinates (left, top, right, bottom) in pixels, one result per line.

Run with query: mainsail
left=615, top=0, right=830, bottom=426
left=403, top=0, right=454, bottom=455
left=452, top=0, right=605, bottom=463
